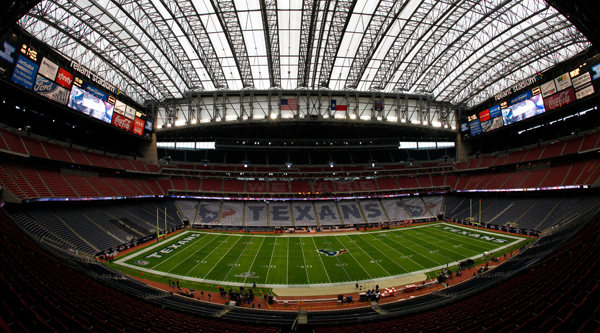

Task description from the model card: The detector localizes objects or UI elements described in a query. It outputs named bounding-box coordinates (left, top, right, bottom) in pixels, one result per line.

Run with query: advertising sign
left=55, top=68, right=75, bottom=90
left=11, top=54, right=39, bottom=89
left=38, top=57, right=59, bottom=81
left=540, top=80, right=557, bottom=98
left=544, top=87, right=575, bottom=111
left=572, top=72, right=591, bottom=90
left=0, top=34, right=20, bottom=80
left=33, top=75, right=69, bottom=105
left=68, top=85, right=114, bottom=123
left=82, top=82, right=108, bottom=101
left=479, top=109, right=491, bottom=122
left=481, top=116, right=504, bottom=133
left=133, top=117, right=145, bottom=135
left=124, top=105, right=136, bottom=120
left=575, top=85, right=595, bottom=100
left=509, top=91, right=533, bottom=106
left=554, top=73, right=572, bottom=92
left=489, top=105, right=502, bottom=118
left=502, top=94, right=545, bottom=125
left=112, top=113, right=134, bottom=131
left=114, top=101, right=127, bottom=116
left=469, top=119, right=482, bottom=136
left=145, top=120, right=153, bottom=132
left=460, top=123, right=469, bottom=132
left=592, top=63, right=600, bottom=81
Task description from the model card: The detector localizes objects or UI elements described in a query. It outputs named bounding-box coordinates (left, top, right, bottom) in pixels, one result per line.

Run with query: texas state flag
left=331, top=100, right=347, bottom=111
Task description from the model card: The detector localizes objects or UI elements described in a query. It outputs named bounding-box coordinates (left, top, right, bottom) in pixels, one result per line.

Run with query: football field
left=116, top=223, right=524, bottom=287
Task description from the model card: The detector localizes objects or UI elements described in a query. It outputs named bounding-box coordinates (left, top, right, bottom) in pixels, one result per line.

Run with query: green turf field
left=116, top=223, right=525, bottom=287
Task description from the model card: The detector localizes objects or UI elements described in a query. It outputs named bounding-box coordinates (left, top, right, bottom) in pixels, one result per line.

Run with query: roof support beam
left=260, top=0, right=281, bottom=88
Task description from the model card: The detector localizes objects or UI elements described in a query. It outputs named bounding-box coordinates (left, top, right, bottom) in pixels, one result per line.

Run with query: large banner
left=540, top=80, right=557, bottom=97
left=11, top=54, right=39, bottom=89
left=55, top=67, right=74, bottom=89
left=554, top=73, right=572, bottom=92
left=38, top=57, right=59, bottom=81
left=68, top=85, right=114, bottom=123
left=0, top=34, right=20, bottom=80
left=132, top=117, right=144, bottom=135
left=33, top=75, right=69, bottom=105
left=502, top=94, right=545, bottom=125
left=112, top=113, right=134, bottom=131
left=544, top=87, right=575, bottom=111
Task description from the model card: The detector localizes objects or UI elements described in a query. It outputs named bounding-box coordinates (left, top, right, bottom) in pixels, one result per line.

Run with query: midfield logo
left=317, top=249, right=348, bottom=257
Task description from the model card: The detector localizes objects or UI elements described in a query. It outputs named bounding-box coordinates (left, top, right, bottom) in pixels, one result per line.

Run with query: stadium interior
left=1, top=0, right=600, bottom=332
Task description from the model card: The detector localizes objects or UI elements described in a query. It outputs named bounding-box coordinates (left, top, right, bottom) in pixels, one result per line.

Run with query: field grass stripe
left=202, top=236, right=243, bottom=279
left=321, top=236, right=352, bottom=281
left=365, top=233, right=426, bottom=270
left=333, top=235, right=372, bottom=279
left=299, top=237, right=311, bottom=283
left=222, top=236, right=255, bottom=281
left=151, top=233, right=209, bottom=270
left=355, top=234, right=409, bottom=273
left=395, top=231, right=458, bottom=262
left=243, top=237, right=266, bottom=284
left=341, top=235, right=391, bottom=276
left=181, top=235, right=231, bottom=276
left=311, top=237, right=331, bottom=283
left=379, top=232, right=444, bottom=266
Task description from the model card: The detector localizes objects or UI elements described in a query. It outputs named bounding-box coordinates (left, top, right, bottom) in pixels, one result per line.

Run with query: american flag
left=281, top=98, right=297, bottom=111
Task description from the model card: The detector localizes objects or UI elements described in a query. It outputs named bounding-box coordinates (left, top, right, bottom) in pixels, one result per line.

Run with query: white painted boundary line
left=311, top=237, right=331, bottom=283
left=114, top=223, right=527, bottom=289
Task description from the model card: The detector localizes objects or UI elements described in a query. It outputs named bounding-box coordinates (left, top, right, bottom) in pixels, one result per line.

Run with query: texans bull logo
left=317, top=249, right=348, bottom=257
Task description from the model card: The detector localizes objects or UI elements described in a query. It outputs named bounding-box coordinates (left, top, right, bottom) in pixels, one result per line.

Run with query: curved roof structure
left=16, top=0, right=590, bottom=107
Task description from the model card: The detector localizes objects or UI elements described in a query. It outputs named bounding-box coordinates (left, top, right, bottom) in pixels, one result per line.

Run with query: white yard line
left=223, top=236, right=255, bottom=281
left=243, top=237, right=266, bottom=284
left=311, top=237, right=331, bottom=283
left=356, top=234, right=409, bottom=273
left=342, top=235, right=391, bottom=276
left=402, top=227, right=484, bottom=259
left=182, top=235, right=231, bottom=276
left=201, top=236, right=243, bottom=279
left=298, top=238, right=311, bottom=284
left=411, top=228, right=487, bottom=255
left=333, top=235, right=372, bottom=279
left=380, top=232, right=445, bottom=266
left=264, top=238, right=278, bottom=283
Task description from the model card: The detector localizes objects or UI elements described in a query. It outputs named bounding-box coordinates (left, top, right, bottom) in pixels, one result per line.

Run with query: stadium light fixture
left=328, top=161, right=335, bottom=168
left=286, top=161, right=292, bottom=168
left=271, top=113, right=277, bottom=119
left=350, top=114, right=356, bottom=120
left=387, top=116, right=398, bottom=122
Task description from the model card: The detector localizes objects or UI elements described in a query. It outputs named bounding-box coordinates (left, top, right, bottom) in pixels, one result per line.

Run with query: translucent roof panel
left=18, top=0, right=590, bottom=107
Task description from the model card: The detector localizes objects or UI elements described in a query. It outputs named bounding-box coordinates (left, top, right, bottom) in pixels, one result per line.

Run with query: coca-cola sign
left=544, top=87, right=575, bottom=111
left=112, top=113, right=133, bottom=131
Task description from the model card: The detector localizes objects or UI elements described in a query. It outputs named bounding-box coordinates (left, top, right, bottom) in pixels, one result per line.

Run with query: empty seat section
left=157, top=179, right=174, bottom=194
left=504, top=150, right=527, bottom=165
left=540, top=141, right=565, bottom=159
left=292, top=202, right=318, bottom=227
left=290, top=181, right=313, bottom=193
left=522, top=146, right=545, bottom=162
left=478, top=155, right=497, bottom=168
left=540, top=164, right=571, bottom=187
left=431, top=175, right=445, bottom=187
left=246, top=181, right=268, bottom=193
left=36, top=170, right=78, bottom=197
left=500, top=170, right=529, bottom=189
left=520, top=169, right=549, bottom=188
left=27, top=209, right=95, bottom=254
left=314, top=201, right=342, bottom=226
left=53, top=208, right=121, bottom=251
left=575, top=159, right=600, bottom=185
left=103, top=177, right=136, bottom=196
left=245, top=202, right=268, bottom=226
left=313, top=181, right=334, bottom=193
left=397, top=177, right=419, bottom=189
left=0, top=163, right=28, bottom=198
left=187, top=179, right=201, bottom=191
left=381, top=199, right=411, bottom=221
left=63, top=174, right=100, bottom=197
left=445, top=175, right=459, bottom=189
left=579, top=132, right=600, bottom=152
left=491, top=155, right=508, bottom=166
left=485, top=172, right=510, bottom=189
left=103, top=156, right=123, bottom=170
left=21, top=136, right=48, bottom=158
left=335, top=181, right=357, bottom=192
left=269, top=202, right=293, bottom=226
left=64, top=147, right=91, bottom=165
left=220, top=201, right=244, bottom=226
left=118, top=178, right=144, bottom=195
left=337, top=201, right=366, bottom=224
left=142, top=179, right=163, bottom=195
left=18, top=166, right=52, bottom=197
left=195, top=200, right=221, bottom=224
left=116, top=158, right=136, bottom=171
left=171, top=178, right=186, bottom=191
left=563, top=161, right=587, bottom=185
left=223, top=180, right=245, bottom=192
left=41, top=142, right=73, bottom=163
left=466, top=158, right=481, bottom=169
left=130, top=160, right=149, bottom=172
left=359, top=199, right=388, bottom=223
left=201, top=179, right=222, bottom=192
left=175, top=200, right=198, bottom=222
left=473, top=174, right=496, bottom=189
left=0, top=130, right=27, bottom=154
left=82, top=151, right=112, bottom=168
left=85, top=177, right=118, bottom=197
left=269, top=181, right=289, bottom=193
left=377, top=178, right=399, bottom=190
left=422, top=196, right=443, bottom=216
left=454, top=175, right=473, bottom=190
left=403, top=197, right=433, bottom=218
left=562, top=137, right=583, bottom=155
left=416, top=176, right=432, bottom=188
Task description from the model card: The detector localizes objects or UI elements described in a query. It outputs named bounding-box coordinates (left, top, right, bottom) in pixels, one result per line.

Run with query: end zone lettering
left=144, top=233, right=202, bottom=259
left=443, top=226, right=508, bottom=243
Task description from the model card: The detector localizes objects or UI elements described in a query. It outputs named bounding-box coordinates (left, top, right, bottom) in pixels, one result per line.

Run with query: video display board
left=502, top=93, right=545, bottom=126
left=68, top=85, right=114, bottom=123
